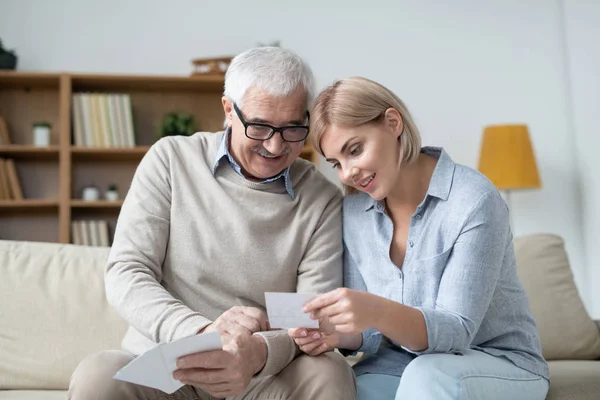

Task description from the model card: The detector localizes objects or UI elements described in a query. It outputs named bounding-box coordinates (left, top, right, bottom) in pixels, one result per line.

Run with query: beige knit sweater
left=105, top=132, right=343, bottom=377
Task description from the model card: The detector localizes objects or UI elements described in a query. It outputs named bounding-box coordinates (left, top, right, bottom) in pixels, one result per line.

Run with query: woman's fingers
left=304, top=342, right=330, bottom=356
left=299, top=338, right=326, bottom=354
left=293, top=332, right=323, bottom=346
left=303, top=289, right=345, bottom=313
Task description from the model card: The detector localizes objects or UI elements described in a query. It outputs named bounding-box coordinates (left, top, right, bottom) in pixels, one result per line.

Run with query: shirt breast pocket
left=404, top=247, right=452, bottom=307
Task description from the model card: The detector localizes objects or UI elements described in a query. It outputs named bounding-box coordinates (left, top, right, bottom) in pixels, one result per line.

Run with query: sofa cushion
left=0, top=240, right=128, bottom=390
left=514, top=234, right=600, bottom=361
left=547, top=360, right=600, bottom=400
left=0, top=390, right=66, bottom=400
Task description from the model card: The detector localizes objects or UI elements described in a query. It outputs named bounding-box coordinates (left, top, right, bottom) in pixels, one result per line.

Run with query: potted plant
left=105, top=183, right=119, bottom=201
left=0, top=39, right=17, bottom=70
left=158, top=112, right=196, bottom=138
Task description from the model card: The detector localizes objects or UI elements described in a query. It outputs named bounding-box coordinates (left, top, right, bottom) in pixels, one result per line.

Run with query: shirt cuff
left=252, top=331, right=299, bottom=378
left=401, top=307, right=465, bottom=356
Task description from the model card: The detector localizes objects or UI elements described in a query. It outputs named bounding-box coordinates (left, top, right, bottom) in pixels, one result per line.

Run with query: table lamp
left=477, top=124, right=541, bottom=228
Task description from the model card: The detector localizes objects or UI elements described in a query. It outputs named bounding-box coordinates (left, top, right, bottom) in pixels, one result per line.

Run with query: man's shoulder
left=150, top=131, right=223, bottom=158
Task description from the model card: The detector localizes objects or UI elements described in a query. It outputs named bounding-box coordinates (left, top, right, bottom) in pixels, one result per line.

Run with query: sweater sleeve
left=105, top=139, right=212, bottom=345
left=254, top=189, right=344, bottom=377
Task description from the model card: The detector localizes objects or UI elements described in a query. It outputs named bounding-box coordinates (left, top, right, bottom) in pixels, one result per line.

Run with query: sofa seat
left=2, top=235, right=600, bottom=399
left=0, top=390, right=66, bottom=400
left=547, top=360, right=600, bottom=400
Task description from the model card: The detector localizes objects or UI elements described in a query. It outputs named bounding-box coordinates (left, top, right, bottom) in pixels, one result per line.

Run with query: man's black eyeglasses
left=233, top=103, right=310, bottom=143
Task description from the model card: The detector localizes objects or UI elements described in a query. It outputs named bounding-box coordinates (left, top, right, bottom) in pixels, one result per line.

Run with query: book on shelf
left=72, top=93, right=136, bottom=148
left=71, top=220, right=110, bottom=247
left=0, top=116, right=12, bottom=145
left=0, top=158, right=23, bottom=200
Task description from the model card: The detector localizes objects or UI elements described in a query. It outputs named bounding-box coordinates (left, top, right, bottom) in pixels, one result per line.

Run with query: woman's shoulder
left=451, top=163, right=500, bottom=203
left=343, top=191, right=373, bottom=213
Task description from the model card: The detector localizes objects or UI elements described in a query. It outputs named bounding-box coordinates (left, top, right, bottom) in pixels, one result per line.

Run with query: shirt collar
left=364, top=146, right=455, bottom=211
left=212, top=128, right=295, bottom=199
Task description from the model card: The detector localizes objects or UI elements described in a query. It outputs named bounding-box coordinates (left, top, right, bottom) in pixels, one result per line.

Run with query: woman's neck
left=385, top=153, right=438, bottom=214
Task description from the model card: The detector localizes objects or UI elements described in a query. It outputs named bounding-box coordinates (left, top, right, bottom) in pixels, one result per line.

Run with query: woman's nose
left=342, top=165, right=359, bottom=183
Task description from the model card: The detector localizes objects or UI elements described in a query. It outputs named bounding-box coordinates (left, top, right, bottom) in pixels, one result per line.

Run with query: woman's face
left=320, top=117, right=402, bottom=200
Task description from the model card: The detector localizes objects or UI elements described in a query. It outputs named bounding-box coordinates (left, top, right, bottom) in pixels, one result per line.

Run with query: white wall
left=563, top=0, right=600, bottom=318
left=1, top=0, right=593, bottom=313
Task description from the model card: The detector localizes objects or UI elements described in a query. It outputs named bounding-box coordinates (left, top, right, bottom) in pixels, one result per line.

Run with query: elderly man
left=68, top=46, right=355, bottom=400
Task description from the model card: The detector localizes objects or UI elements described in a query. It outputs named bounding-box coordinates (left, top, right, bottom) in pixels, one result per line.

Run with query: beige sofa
left=0, top=234, right=599, bottom=399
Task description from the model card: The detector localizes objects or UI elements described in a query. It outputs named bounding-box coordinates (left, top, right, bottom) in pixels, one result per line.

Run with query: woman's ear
left=384, top=108, right=403, bottom=140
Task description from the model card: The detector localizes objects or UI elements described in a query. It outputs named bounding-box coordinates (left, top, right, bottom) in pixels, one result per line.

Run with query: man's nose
left=262, top=131, right=286, bottom=154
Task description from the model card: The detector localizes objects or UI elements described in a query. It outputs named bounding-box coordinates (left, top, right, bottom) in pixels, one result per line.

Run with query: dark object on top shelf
left=0, top=39, right=17, bottom=70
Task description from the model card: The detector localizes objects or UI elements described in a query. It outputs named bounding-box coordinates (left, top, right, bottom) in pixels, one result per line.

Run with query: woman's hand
left=303, top=288, right=384, bottom=334
left=289, top=317, right=340, bottom=356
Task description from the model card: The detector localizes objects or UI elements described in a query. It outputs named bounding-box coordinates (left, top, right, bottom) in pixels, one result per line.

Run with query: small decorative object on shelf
left=82, top=185, right=100, bottom=201
left=257, top=40, right=280, bottom=47
left=191, top=56, right=232, bottom=76
left=0, top=39, right=17, bottom=70
left=32, top=122, right=51, bottom=146
left=105, top=183, right=119, bottom=201
left=159, top=112, right=196, bottom=138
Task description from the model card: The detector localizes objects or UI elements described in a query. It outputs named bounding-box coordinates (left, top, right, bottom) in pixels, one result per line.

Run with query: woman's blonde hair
left=310, top=77, right=422, bottom=193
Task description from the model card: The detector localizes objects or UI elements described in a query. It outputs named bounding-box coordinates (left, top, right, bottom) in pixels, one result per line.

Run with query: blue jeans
left=356, top=350, right=549, bottom=400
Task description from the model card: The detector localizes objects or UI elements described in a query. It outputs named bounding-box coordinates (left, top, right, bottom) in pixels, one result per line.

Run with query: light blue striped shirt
left=343, top=147, right=549, bottom=380
left=212, top=128, right=295, bottom=199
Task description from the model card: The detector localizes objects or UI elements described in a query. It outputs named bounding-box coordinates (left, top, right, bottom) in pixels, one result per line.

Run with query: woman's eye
left=349, top=144, right=362, bottom=156
left=331, top=162, right=340, bottom=169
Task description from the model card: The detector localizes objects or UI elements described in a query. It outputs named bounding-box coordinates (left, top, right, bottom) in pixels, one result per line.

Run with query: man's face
left=222, top=87, right=308, bottom=180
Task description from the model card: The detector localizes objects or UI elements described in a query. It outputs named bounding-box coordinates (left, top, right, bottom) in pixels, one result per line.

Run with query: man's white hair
left=224, top=46, right=315, bottom=108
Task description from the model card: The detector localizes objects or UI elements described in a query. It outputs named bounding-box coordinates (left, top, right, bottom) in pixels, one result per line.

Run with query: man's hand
left=174, top=333, right=267, bottom=398
left=303, top=288, right=384, bottom=334
left=202, top=306, right=268, bottom=336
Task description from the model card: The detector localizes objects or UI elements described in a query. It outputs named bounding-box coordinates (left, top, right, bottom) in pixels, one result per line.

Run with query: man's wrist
left=251, top=335, right=268, bottom=375
left=197, top=323, right=212, bottom=334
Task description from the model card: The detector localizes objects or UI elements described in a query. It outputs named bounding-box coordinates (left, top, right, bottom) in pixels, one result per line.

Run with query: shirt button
left=409, top=241, right=414, bottom=247
left=415, top=214, right=422, bottom=220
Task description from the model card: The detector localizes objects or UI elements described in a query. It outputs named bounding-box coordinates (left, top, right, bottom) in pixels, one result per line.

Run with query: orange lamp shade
left=478, top=124, right=541, bottom=190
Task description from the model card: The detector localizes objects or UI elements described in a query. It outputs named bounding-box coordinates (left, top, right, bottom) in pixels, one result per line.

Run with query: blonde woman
left=289, top=77, right=549, bottom=400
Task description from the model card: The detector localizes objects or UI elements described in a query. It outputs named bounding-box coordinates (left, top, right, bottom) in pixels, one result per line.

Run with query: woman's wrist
left=338, top=332, right=362, bottom=351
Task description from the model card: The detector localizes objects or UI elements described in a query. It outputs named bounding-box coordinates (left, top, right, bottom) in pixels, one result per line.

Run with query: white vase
left=82, top=187, right=100, bottom=201
left=105, top=190, right=119, bottom=201
left=33, top=126, right=51, bottom=146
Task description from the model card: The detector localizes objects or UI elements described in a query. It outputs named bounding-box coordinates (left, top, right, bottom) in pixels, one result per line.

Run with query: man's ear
left=222, top=97, right=234, bottom=128
left=384, top=108, right=404, bottom=139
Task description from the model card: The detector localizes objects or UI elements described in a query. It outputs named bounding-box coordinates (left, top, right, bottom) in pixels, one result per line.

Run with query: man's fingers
left=177, top=349, right=231, bottom=370
left=237, top=307, right=268, bottom=331
left=231, top=314, right=264, bottom=333
left=175, top=367, right=229, bottom=386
